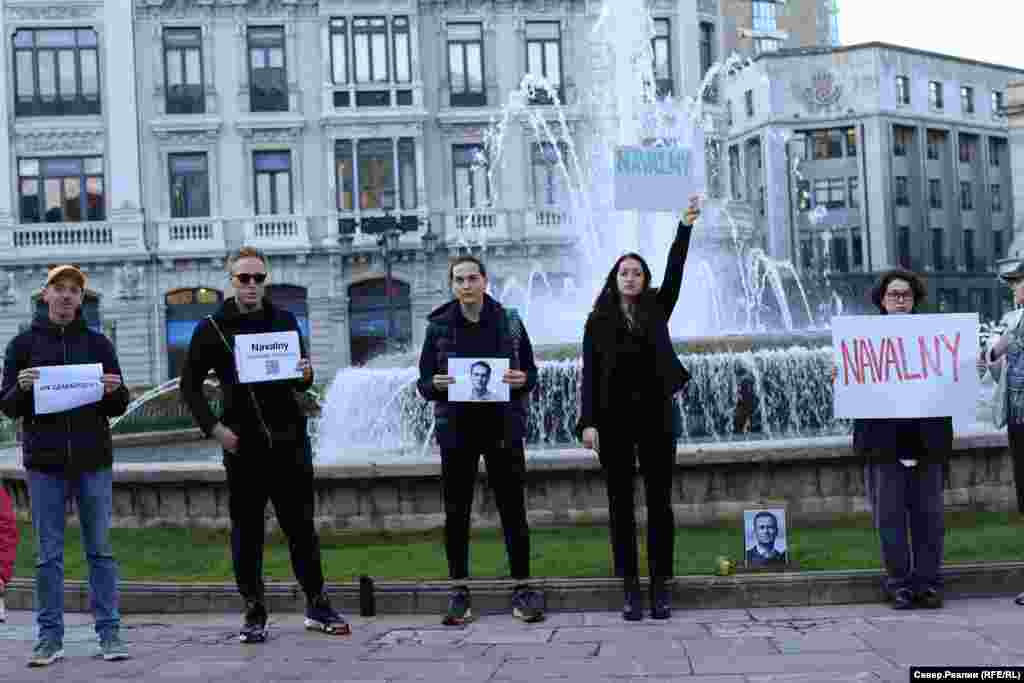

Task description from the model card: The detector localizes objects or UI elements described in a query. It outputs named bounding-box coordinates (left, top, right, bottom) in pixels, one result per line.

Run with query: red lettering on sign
left=918, top=336, right=942, bottom=379
left=941, top=333, right=961, bottom=382
left=896, top=338, right=923, bottom=380
left=840, top=340, right=863, bottom=385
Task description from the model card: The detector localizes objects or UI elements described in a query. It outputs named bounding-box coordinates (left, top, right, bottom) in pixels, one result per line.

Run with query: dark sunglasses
left=234, top=273, right=267, bottom=284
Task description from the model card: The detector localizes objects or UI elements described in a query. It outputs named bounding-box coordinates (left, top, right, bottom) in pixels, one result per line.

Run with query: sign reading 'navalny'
left=613, top=140, right=705, bottom=211
left=234, top=331, right=303, bottom=384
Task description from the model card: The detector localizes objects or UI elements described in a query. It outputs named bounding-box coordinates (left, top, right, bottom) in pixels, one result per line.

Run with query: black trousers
left=1008, top=424, right=1024, bottom=514
left=598, top=422, right=676, bottom=580
left=224, top=442, right=324, bottom=603
left=864, top=461, right=944, bottom=594
left=439, top=441, right=530, bottom=581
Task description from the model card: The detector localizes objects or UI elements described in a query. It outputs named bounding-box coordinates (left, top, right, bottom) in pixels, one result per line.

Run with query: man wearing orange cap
left=0, top=265, right=131, bottom=667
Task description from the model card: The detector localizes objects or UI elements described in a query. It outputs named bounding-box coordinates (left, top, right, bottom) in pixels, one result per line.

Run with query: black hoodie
left=0, top=313, right=129, bottom=472
left=180, top=297, right=313, bottom=456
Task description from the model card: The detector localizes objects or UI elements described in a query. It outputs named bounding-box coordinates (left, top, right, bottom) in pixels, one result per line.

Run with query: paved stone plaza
left=2, top=597, right=1024, bottom=682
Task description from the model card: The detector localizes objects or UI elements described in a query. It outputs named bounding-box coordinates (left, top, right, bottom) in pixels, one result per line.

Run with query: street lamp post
left=378, top=209, right=403, bottom=353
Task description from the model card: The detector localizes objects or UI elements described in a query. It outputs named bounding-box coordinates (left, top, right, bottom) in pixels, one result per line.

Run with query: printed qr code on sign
left=265, top=359, right=280, bottom=376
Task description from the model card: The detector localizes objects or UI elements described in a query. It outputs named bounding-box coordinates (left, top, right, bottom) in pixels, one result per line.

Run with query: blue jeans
left=28, top=468, right=120, bottom=645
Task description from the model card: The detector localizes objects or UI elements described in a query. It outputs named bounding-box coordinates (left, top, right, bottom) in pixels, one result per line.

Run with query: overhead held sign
left=831, top=314, right=979, bottom=422
left=613, top=139, right=705, bottom=211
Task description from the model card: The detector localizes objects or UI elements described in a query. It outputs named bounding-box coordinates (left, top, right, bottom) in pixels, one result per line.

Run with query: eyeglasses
left=234, top=273, right=267, bottom=285
left=884, top=291, right=914, bottom=302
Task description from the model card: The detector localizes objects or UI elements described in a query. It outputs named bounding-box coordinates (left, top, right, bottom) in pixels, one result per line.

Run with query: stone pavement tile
left=748, top=607, right=801, bottom=621
left=868, top=643, right=1019, bottom=668
left=683, top=636, right=779, bottom=658
left=484, top=642, right=599, bottom=660
left=462, top=627, right=554, bottom=644
left=583, top=609, right=750, bottom=626
left=596, top=637, right=687, bottom=658
left=491, top=656, right=693, bottom=680
left=692, top=652, right=894, bottom=675
left=748, top=672, right=893, bottom=683
left=361, top=643, right=491, bottom=660
left=554, top=622, right=709, bottom=642
left=974, top=626, right=1024, bottom=653
left=784, top=604, right=897, bottom=620
left=279, top=659, right=499, bottom=681
left=373, top=627, right=468, bottom=645
left=771, top=632, right=869, bottom=653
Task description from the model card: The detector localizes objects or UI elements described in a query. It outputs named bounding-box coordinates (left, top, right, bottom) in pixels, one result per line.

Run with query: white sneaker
left=0, top=595, right=6, bottom=623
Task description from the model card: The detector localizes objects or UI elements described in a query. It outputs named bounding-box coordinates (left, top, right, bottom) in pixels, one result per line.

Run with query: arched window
left=165, top=287, right=223, bottom=378
left=348, top=278, right=411, bottom=365
left=266, top=284, right=309, bottom=341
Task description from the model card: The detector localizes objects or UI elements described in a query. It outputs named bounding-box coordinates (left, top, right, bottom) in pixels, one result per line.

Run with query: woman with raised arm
left=576, top=197, right=699, bottom=621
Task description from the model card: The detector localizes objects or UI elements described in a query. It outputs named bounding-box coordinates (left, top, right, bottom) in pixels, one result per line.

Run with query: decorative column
left=104, top=0, right=145, bottom=249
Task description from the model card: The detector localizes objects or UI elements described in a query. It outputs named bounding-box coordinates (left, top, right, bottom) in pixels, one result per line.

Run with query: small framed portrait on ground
left=447, top=358, right=511, bottom=403
left=743, top=508, right=788, bottom=568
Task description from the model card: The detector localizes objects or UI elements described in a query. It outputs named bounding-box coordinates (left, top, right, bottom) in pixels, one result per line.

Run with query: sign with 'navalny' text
left=613, top=139, right=705, bottom=211
left=234, top=331, right=302, bottom=384
left=831, top=314, right=979, bottom=421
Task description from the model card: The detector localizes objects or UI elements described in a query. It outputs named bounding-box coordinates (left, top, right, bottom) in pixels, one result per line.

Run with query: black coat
left=416, top=294, right=538, bottom=450
left=180, top=297, right=313, bottom=454
left=0, top=314, right=129, bottom=473
left=577, top=221, right=693, bottom=438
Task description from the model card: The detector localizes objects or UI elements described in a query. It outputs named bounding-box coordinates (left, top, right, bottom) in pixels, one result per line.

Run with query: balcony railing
left=244, top=214, right=311, bottom=252
left=157, top=217, right=225, bottom=256
left=0, top=221, right=146, bottom=262
left=445, top=208, right=508, bottom=244
left=525, top=208, right=574, bottom=236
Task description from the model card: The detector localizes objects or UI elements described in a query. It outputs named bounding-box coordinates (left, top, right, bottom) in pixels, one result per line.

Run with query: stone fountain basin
left=0, top=426, right=1014, bottom=531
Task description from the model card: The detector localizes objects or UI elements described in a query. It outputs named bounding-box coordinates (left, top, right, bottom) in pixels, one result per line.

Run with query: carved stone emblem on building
left=804, top=71, right=843, bottom=107
left=117, top=263, right=144, bottom=300
left=15, top=129, right=105, bottom=156
left=0, top=271, right=16, bottom=305
left=6, top=4, right=98, bottom=21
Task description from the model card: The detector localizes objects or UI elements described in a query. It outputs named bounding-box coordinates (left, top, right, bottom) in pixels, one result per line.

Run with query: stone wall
left=0, top=430, right=1015, bottom=531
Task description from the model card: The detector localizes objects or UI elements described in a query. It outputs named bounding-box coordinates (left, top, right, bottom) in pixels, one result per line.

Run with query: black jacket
left=180, top=298, right=313, bottom=454
left=416, top=294, right=538, bottom=449
left=0, top=314, right=129, bottom=472
left=577, top=221, right=693, bottom=438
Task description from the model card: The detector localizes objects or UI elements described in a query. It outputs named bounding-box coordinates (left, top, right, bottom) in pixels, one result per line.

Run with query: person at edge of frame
left=978, top=260, right=1024, bottom=606
left=0, top=479, right=17, bottom=624
left=0, top=264, right=131, bottom=667
left=835, top=269, right=952, bottom=611
left=179, top=246, right=350, bottom=643
left=416, top=253, right=544, bottom=626
left=577, top=196, right=700, bottom=622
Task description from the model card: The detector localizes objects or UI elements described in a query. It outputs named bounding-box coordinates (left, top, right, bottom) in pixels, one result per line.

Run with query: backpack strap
left=205, top=315, right=274, bottom=448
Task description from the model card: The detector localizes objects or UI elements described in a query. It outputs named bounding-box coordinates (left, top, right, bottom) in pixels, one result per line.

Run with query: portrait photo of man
left=447, top=358, right=510, bottom=403
left=469, top=361, right=497, bottom=402
left=744, top=509, right=788, bottom=567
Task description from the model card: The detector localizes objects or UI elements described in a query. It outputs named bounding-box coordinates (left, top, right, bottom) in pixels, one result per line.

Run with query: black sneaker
left=511, top=585, right=546, bottom=623
left=239, top=600, right=268, bottom=643
left=442, top=585, right=474, bottom=626
left=304, top=593, right=351, bottom=636
left=891, top=588, right=914, bottom=610
left=623, top=579, right=643, bottom=622
left=650, top=578, right=672, bottom=620
left=916, top=588, right=943, bottom=609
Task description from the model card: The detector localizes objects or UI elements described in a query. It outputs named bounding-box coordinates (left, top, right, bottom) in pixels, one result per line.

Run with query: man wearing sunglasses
left=180, top=247, right=350, bottom=643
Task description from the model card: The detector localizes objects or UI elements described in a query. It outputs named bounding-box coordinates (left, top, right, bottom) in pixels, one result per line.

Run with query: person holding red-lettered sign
left=842, top=269, right=952, bottom=611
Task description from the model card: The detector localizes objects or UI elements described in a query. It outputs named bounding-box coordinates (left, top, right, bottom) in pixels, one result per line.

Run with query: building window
left=18, top=157, right=104, bottom=223
left=452, top=144, right=490, bottom=208
left=253, top=151, right=292, bottom=215
left=960, top=181, right=973, bottom=211
left=800, top=239, right=813, bottom=269
left=893, top=126, right=913, bottom=157
left=651, top=18, right=672, bottom=97
left=531, top=142, right=568, bottom=207
left=391, top=17, right=411, bottom=84
left=932, top=229, right=944, bottom=270
left=813, top=177, right=845, bottom=209
left=753, top=38, right=781, bottom=54
left=928, top=179, right=942, bottom=209
left=961, top=85, right=974, bottom=114
left=989, top=137, right=1004, bottom=167
left=752, top=0, right=778, bottom=32
left=699, top=22, right=714, bottom=80
left=992, top=184, right=1003, bottom=213
left=353, top=17, right=388, bottom=83
left=796, top=179, right=810, bottom=211
left=248, top=26, right=287, bottom=112
left=969, top=288, right=991, bottom=321
left=959, top=135, right=977, bottom=164
left=898, top=226, right=911, bottom=269
left=525, top=21, right=562, bottom=104
left=329, top=18, right=349, bottom=84
left=845, top=128, right=857, bottom=157
left=994, top=229, right=1005, bottom=260
left=163, top=28, right=204, bottom=115
left=896, top=75, right=910, bottom=105
left=831, top=235, right=849, bottom=273
left=963, top=229, right=975, bottom=271
left=169, top=153, right=209, bottom=218
left=13, top=28, right=100, bottom=117
left=728, top=145, right=742, bottom=199
left=929, top=81, right=943, bottom=110
left=744, top=89, right=754, bottom=117
left=852, top=231, right=863, bottom=269
left=895, top=176, right=910, bottom=207
left=937, top=288, right=958, bottom=312
left=992, top=90, right=1005, bottom=116
left=808, top=129, right=844, bottom=159
left=926, top=130, right=944, bottom=160
left=334, top=138, right=417, bottom=217
left=848, top=177, right=859, bottom=208
left=448, top=22, right=484, bottom=107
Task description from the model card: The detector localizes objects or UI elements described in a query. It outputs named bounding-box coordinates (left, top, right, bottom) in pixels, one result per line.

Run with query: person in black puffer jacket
left=180, top=247, right=350, bottom=642
left=0, top=265, right=130, bottom=666
left=417, top=254, right=544, bottom=626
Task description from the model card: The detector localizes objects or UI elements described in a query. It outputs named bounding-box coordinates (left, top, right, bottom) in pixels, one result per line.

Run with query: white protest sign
left=447, top=357, right=511, bottom=403
left=613, top=139, right=705, bottom=211
left=234, top=331, right=302, bottom=384
left=831, top=314, right=979, bottom=421
left=33, top=363, right=103, bottom=415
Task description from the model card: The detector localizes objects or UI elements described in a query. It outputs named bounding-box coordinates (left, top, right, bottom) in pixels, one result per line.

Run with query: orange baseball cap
left=45, top=264, right=87, bottom=289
